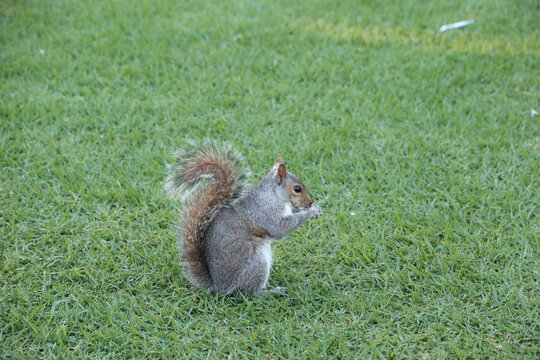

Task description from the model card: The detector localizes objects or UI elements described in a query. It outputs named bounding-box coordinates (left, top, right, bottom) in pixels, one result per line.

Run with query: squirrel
left=164, top=140, right=321, bottom=296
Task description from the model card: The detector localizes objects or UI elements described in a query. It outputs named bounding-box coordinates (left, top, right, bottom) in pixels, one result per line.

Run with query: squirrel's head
left=270, top=157, right=313, bottom=211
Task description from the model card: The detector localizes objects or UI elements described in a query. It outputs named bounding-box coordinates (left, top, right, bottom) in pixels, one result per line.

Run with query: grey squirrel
left=165, top=140, right=321, bottom=295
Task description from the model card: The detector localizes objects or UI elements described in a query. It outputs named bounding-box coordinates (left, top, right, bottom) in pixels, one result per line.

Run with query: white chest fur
left=257, top=241, right=273, bottom=287
left=282, top=202, right=293, bottom=217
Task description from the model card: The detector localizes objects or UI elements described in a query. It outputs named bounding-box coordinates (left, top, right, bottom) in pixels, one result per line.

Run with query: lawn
left=1, top=0, right=539, bottom=358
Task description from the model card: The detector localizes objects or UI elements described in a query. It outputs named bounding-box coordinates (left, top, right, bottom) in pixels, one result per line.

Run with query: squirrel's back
left=164, top=140, right=250, bottom=289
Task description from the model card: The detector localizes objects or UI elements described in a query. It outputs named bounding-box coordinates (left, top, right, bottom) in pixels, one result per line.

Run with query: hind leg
left=226, top=242, right=272, bottom=295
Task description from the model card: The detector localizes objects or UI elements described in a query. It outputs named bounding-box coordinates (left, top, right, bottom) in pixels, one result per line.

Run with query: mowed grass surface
left=1, top=0, right=539, bottom=358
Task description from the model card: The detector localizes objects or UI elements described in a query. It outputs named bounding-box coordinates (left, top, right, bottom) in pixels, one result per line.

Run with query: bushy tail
left=165, top=140, right=250, bottom=290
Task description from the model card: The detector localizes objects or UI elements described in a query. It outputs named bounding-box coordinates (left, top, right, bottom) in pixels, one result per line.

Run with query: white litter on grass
left=350, top=212, right=356, bottom=216
left=439, top=19, right=475, bottom=33
left=531, top=108, right=539, bottom=117
left=39, top=49, right=45, bottom=55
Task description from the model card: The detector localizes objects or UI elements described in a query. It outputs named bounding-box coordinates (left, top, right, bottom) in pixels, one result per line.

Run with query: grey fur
left=165, top=141, right=321, bottom=295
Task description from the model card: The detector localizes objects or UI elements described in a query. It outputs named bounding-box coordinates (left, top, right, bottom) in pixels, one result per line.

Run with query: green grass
left=1, top=0, right=539, bottom=358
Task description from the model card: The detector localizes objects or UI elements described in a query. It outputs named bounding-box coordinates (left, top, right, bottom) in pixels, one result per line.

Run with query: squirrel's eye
left=293, top=185, right=302, bottom=193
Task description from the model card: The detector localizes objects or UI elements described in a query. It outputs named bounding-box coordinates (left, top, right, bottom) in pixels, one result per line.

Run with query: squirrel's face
left=272, top=158, right=314, bottom=211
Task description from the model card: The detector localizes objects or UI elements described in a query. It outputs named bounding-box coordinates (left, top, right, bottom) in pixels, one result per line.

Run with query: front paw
left=308, top=204, right=321, bottom=218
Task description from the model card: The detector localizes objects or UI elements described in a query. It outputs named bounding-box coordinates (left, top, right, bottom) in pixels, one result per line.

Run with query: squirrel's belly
left=257, top=241, right=273, bottom=287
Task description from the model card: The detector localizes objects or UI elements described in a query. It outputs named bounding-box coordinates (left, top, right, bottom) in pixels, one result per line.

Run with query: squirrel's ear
left=275, top=163, right=287, bottom=186
left=271, top=157, right=284, bottom=170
